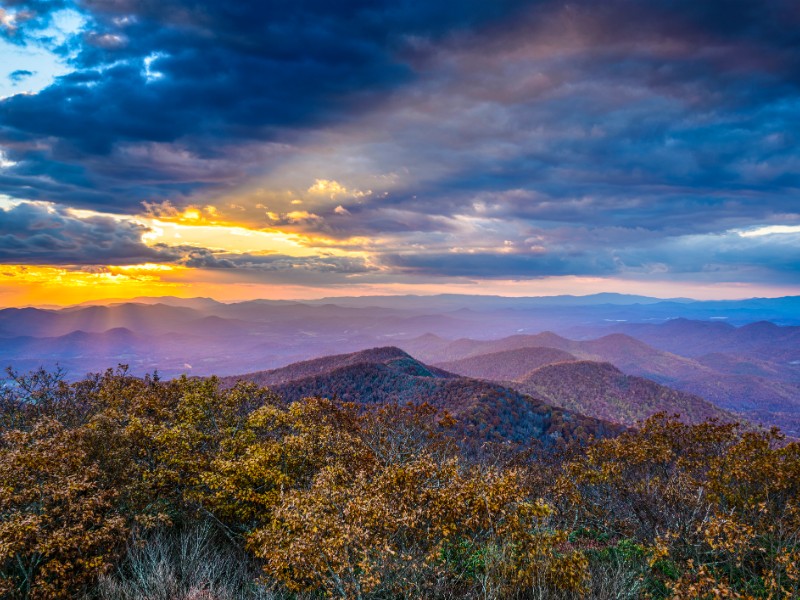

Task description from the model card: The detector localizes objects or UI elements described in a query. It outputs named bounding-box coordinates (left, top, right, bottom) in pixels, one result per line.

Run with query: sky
left=0, top=0, right=799, bottom=305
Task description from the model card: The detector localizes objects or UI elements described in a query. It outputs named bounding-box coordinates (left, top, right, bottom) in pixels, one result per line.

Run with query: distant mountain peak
left=222, top=345, right=436, bottom=388
left=353, top=346, right=413, bottom=360
left=222, top=347, right=622, bottom=446
left=592, top=333, right=653, bottom=349
left=411, top=333, right=447, bottom=342
left=514, top=359, right=735, bottom=427
left=524, top=359, right=623, bottom=379
left=434, top=346, right=577, bottom=382
left=741, top=320, right=780, bottom=332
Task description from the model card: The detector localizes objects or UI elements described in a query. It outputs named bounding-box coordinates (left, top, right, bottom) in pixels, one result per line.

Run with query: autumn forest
left=1, top=362, right=798, bottom=600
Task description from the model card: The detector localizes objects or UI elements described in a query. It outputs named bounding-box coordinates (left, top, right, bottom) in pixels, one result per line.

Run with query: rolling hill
left=509, top=360, right=735, bottom=427
left=2, top=297, right=798, bottom=435
left=412, top=331, right=716, bottom=385
left=433, top=345, right=734, bottom=427
left=413, top=331, right=800, bottom=435
left=613, top=318, right=800, bottom=362
left=226, top=346, right=457, bottom=388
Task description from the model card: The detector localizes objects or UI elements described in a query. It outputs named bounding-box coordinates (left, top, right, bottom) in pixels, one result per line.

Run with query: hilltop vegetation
left=0, top=366, right=798, bottom=599
left=223, top=348, right=622, bottom=447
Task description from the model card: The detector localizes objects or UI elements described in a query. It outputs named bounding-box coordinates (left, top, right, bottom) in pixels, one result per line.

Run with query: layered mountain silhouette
left=225, top=346, right=456, bottom=388
left=611, top=318, right=800, bottom=362
left=2, top=297, right=799, bottom=436
left=436, top=347, right=578, bottom=381
left=518, top=361, right=731, bottom=427
left=407, top=331, right=704, bottom=379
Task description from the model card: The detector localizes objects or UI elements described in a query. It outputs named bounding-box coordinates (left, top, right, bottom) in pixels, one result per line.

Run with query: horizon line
left=7, top=290, right=800, bottom=310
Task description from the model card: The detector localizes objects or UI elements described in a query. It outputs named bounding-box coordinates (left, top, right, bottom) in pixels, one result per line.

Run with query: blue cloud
left=9, top=69, right=35, bottom=82
left=0, top=201, right=174, bottom=264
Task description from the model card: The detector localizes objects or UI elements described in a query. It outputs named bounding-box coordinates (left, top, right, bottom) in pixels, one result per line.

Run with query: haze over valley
left=3, top=292, right=798, bottom=435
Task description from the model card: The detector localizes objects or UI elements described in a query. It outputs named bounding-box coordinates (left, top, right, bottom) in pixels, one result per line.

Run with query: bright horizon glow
left=1, top=199, right=798, bottom=307
left=0, top=269, right=797, bottom=308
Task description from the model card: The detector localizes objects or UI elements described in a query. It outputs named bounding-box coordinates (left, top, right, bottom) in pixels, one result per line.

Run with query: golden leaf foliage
left=561, top=414, right=800, bottom=599
left=0, top=419, right=125, bottom=599
left=0, top=369, right=282, bottom=598
left=250, top=402, right=586, bottom=598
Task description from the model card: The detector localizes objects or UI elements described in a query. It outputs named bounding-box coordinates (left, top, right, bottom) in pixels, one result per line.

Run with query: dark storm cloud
left=339, top=0, right=800, bottom=235
left=0, top=201, right=373, bottom=278
left=618, top=229, right=800, bottom=283
left=382, top=251, right=619, bottom=279
left=0, top=201, right=177, bottom=264
left=379, top=226, right=800, bottom=284
left=0, top=0, right=529, bottom=210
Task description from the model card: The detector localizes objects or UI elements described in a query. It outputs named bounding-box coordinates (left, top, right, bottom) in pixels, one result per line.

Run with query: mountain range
left=1, top=293, right=798, bottom=436
left=402, top=329, right=800, bottom=435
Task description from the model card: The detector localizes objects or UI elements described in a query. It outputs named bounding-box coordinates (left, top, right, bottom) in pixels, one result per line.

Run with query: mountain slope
left=416, top=331, right=717, bottom=387
left=0, top=303, right=206, bottom=337
left=435, top=347, right=577, bottom=381
left=433, top=344, right=735, bottom=427
left=615, top=318, right=800, bottom=362
left=418, top=330, right=800, bottom=435
left=229, top=346, right=456, bottom=388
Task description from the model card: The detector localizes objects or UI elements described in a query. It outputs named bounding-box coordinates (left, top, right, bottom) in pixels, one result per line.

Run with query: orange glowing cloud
left=0, top=264, right=187, bottom=306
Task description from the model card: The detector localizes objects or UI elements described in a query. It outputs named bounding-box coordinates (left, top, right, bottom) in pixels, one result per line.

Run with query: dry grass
left=95, top=523, right=280, bottom=600
left=94, top=524, right=648, bottom=600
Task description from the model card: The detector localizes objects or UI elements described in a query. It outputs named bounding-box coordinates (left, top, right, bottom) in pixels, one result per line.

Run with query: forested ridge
left=241, top=366, right=621, bottom=448
left=0, top=366, right=798, bottom=599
